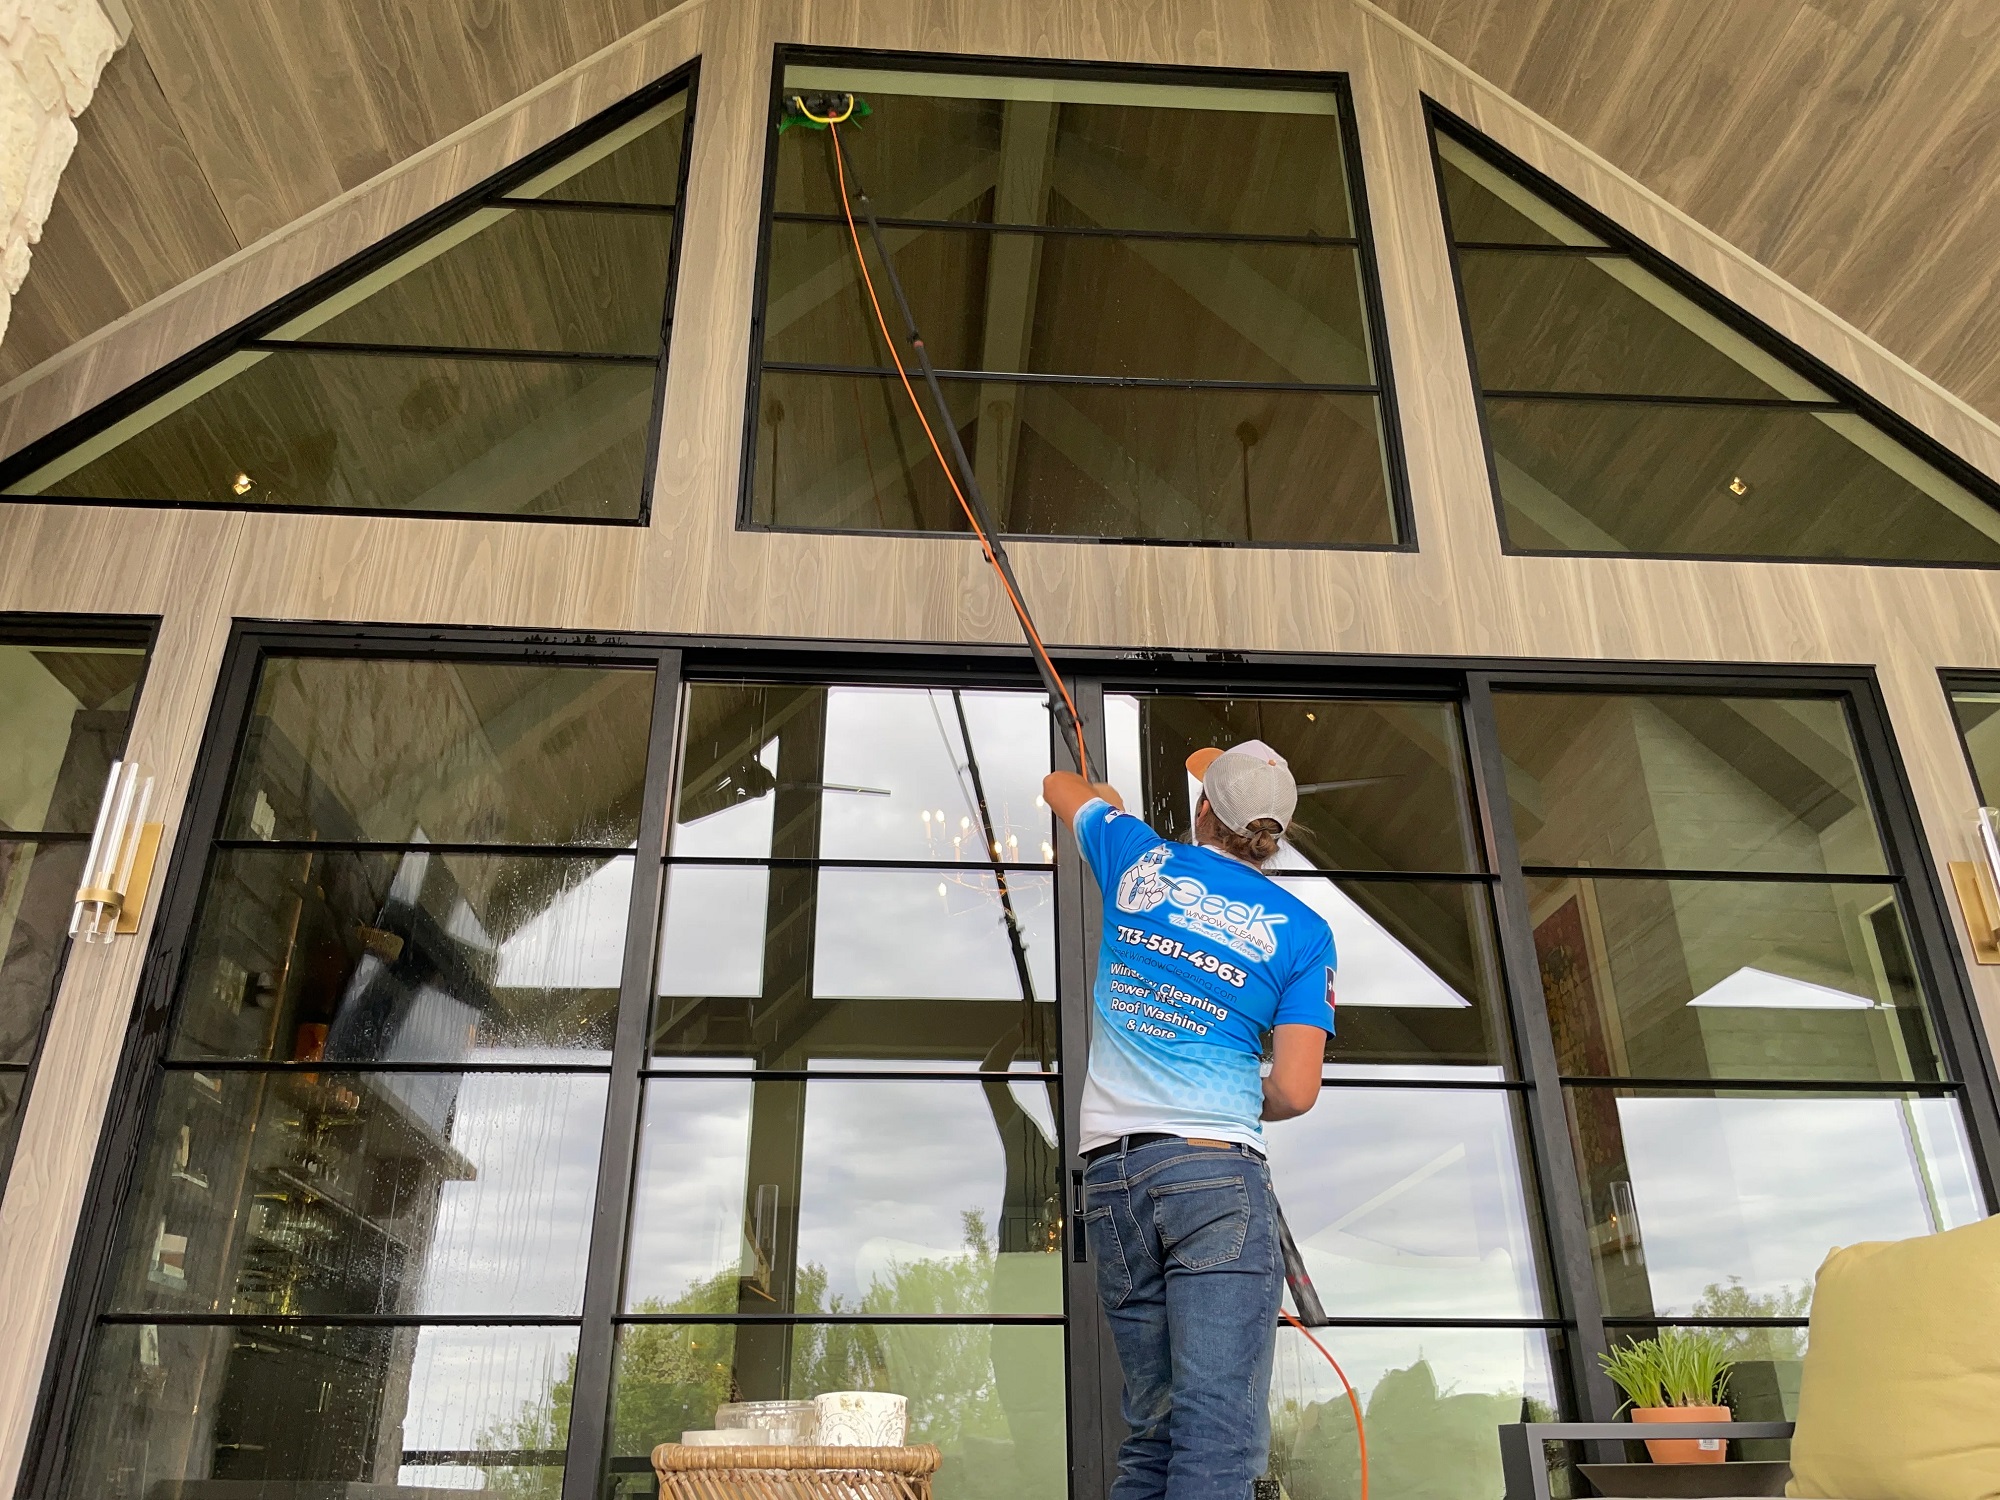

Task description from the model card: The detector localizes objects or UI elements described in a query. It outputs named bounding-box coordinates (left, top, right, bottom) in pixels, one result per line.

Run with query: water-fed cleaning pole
left=789, top=92, right=1088, bottom=781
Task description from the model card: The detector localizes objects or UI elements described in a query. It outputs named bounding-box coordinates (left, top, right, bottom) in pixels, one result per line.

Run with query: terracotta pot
left=1630, top=1405, right=1731, bottom=1465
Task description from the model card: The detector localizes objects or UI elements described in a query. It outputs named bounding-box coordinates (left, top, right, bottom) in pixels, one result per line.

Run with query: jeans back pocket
left=1150, top=1176, right=1250, bottom=1270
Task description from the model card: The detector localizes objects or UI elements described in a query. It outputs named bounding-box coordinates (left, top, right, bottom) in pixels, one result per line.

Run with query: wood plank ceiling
left=10, top=0, right=2000, bottom=436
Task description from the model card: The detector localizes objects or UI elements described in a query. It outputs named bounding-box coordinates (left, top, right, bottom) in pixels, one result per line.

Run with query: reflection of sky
left=413, top=1071, right=607, bottom=1315
left=671, top=689, right=1052, bottom=862
left=624, top=1079, right=757, bottom=1309
left=622, top=1078, right=1053, bottom=1311
left=495, top=858, right=631, bottom=990
left=1264, top=1089, right=1542, bottom=1319
left=819, top=688, right=1052, bottom=862
left=1616, top=1094, right=1985, bottom=1314
left=1689, top=966, right=1871, bottom=1010
left=396, top=1324, right=579, bottom=1485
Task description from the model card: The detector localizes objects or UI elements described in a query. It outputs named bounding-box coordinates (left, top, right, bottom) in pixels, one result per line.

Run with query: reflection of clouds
left=1271, top=878, right=1471, bottom=1009
left=820, top=688, right=1052, bottom=862
left=1264, top=1090, right=1542, bottom=1319
left=416, top=1072, right=607, bottom=1315
left=795, top=1080, right=1028, bottom=1306
left=495, top=859, right=631, bottom=990
left=814, top=871, right=1055, bottom=999
left=624, top=1080, right=757, bottom=1308
left=622, top=1079, right=1045, bottom=1312
left=1615, top=1094, right=1984, bottom=1314
left=657, top=865, right=769, bottom=996
left=396, top=1324, right=579, bottom=1475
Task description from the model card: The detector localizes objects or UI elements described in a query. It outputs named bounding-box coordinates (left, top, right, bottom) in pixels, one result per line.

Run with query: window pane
left=1436, top=136, right=1603, bottom=247
left=775, top=78, right=1353, bottom=238
left=275, top=206, right=672, bottom=354
left=1567, top=1088, right=1986, bottom=1317
left=1494, top=692, right=1887, bottom=875
left=226, top=658, right=654, bottom=846
left=624, top=1078, right=1062, bottom=1315
left=109, top=1069, right=605, bottom=1317
left=173, top=850, right=628, bottom=1064
left=1108, top=695, right=1482, bottom=873
left=654, top=866, right=1057, bottom=1067
left=671, top=683, right=1051, bottom=863
left=606, top=1321, right=1066, bottom=1500
left=0, top=840, right=87, bottom=1063
left=514, top=97, right=686, bottom=205
left=64, top=1321, right=577, bottom=1500
left=1486, top=395, right=2000, bottom=565
left=1263, top=1087, right=1545, bottom=1317
left=753, top=372, right=1394, bottom=543
left=0, top=641, right=145, bottom=834
left=1269, top=1325, right=1560, bottom=1500
left=765, top=222, right=1373, bottom=384
left=1527, top=876, right=1941, bottom=1083
left=1948, top=690, right=2000, bottom=804
left=28, top=351, right=657, bottom=520
left=1269, top=878, right=1508, bottom=1068
left=1457, top=250, right=1798, bottom=399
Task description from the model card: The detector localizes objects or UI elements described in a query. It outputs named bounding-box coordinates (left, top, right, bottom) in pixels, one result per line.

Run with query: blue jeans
left=1082, top=1137, right=1283, bottom=1500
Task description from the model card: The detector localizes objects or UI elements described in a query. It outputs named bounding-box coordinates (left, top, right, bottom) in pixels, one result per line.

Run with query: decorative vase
left=812, top=1390, right=908, bottom=1446
left=1630, top=1404, right=1731, bottom=1465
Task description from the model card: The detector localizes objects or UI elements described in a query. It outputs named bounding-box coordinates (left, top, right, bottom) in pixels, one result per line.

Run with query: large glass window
left=63, top=651, right=657, bottom=1500
left=0, top=80, right=692, bottom=521
left=0, top=624, right=150, bottom=1197
left=1491, top=688, right=1986, bottom=1347
left=1947, top=682, right=2000, bottom=807
left=1105, top=692, right=1554, bottom=1497
left=618, top=681, right=1067, bottom=1500
left=1431, top=111, right=2000, bottom=564
left=747, top=60, right=1404, bottom=545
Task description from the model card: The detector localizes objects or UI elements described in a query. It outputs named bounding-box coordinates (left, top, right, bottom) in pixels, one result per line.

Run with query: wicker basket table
left=651, top=1443, right=942, bottom=1500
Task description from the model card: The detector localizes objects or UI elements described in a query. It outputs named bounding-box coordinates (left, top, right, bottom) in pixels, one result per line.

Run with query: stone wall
left=0, top=0, right=119, bottom=344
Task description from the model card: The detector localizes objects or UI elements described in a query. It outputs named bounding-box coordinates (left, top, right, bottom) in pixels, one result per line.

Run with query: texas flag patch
left=1325, top=966, right=1338, bottom=1029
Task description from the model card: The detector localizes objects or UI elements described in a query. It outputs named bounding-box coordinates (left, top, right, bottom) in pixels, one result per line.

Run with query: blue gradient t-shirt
left=1074, top=799, right=1336, bottom=1151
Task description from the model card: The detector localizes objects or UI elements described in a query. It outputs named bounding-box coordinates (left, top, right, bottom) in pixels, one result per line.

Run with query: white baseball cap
left=1185, top=738, right=1297, bottom=833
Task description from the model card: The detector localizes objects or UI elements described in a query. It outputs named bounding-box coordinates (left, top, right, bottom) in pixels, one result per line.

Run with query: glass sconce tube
left=71, top=760, right=161, bottom=943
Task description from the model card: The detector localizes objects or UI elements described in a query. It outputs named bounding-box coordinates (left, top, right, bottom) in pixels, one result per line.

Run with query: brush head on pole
left=778, top=91, right=872, bottom=132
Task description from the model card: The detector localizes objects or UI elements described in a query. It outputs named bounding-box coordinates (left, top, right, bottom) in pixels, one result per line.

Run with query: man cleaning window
left=1044, top=740, right=1336, bottom=1500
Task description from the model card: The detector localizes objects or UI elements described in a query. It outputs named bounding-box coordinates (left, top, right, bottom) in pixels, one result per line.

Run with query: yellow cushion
left=1786, top=1213, right=2000, bottom=1500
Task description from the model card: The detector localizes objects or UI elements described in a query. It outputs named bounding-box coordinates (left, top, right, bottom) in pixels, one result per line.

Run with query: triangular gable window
left=1429, top=107, right=2000, bottom=565
left=0, top=73, right=693, bottom=522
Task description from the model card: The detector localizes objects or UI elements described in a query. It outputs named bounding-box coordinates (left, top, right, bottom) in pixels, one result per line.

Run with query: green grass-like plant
left=1598, top=1330, right=1736, bottom=1411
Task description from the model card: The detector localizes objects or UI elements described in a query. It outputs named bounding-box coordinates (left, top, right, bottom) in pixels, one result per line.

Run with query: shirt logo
left=1115, top=844, right=1286, bottom=962
left=1115, top=845, right=1173, bottom=913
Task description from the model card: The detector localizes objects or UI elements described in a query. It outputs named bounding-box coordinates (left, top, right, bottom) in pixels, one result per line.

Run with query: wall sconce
left=70, top=760, right=165, bottom=944
left=1948, top=807, right=2000, bottom=965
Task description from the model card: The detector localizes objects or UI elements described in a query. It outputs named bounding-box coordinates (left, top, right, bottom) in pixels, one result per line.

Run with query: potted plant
left=1598, top=1331, right=1736, bottom=1465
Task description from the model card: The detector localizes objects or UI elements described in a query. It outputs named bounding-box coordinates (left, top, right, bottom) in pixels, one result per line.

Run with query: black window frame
left=23, top=625, right=2000, bottom=1500
left=737, top=45, right=1416, bottom=553
left=0, top=613, right=158, bottom=1202
left=0, top=63, right=701, bottom=528
left=1424, top=98, right=2000, bottom=571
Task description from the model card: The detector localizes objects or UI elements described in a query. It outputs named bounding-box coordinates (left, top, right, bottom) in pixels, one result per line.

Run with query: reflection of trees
left=1275, top=1361, right=1526, bottom=1500
left=485, top=1211, right=1049, bottom=1496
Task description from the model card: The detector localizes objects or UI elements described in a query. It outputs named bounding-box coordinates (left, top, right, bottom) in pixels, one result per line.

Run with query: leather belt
left=1082, top=1131, right=1264, bottom=1163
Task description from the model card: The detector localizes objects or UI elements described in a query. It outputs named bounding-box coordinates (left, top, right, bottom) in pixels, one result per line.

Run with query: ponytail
left=1204, top=815, right=1285, bottom=868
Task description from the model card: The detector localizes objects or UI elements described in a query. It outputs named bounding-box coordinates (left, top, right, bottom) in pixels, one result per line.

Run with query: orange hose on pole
left=797, top=94, right=1090, bottom=782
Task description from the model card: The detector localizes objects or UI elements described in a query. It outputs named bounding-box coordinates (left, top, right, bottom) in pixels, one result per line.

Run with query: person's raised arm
left=1043, top=771, right=1124, bottom=832
left=1261, top=1024, right=1325, bottom=1121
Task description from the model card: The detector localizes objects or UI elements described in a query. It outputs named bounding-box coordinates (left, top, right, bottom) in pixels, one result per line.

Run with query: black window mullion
left=1462, top=675, right=1617, bottom=1428
left=560, top=649, right=682, bottom=1500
